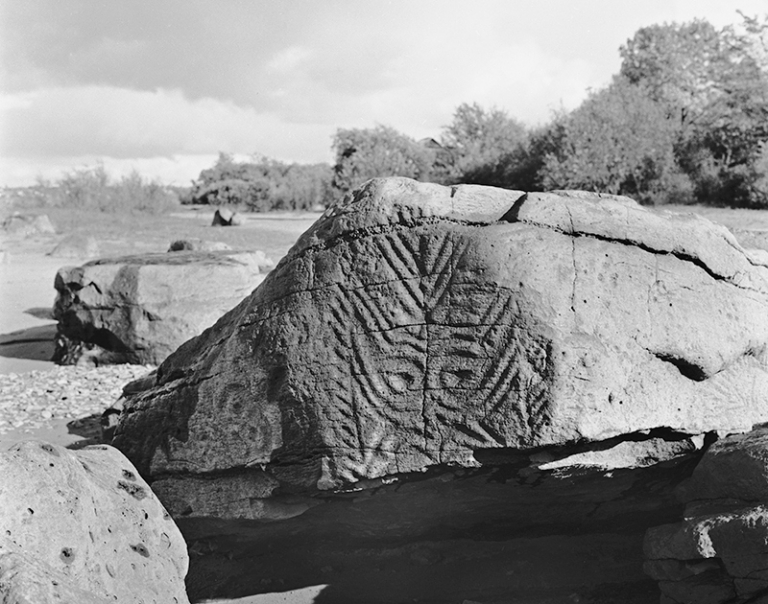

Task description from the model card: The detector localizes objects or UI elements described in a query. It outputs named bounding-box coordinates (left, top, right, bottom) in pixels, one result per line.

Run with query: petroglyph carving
left=114, top=178, right=768, bottom=498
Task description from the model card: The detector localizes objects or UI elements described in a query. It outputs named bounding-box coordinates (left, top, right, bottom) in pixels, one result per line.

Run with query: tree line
left=185, top=13, right=768, bottom=210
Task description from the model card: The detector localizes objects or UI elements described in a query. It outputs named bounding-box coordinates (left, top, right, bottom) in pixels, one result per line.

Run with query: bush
left=331, top=125, right=437, bottom=196
left=48, top=165, right=179, bottom=214
left=439, top=103, right=528, bottom=185
left=539, top=77, right=683, bottom=204
left=186, top=153, right=333, bottom=211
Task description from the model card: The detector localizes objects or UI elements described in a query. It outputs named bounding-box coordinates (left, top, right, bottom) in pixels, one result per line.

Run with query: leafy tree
left=620, top=20, right=727, bottom=130
left=620, top=16, right=768, bottom=206
left=186, top=153, right=333, bottom=211
left=539, top=77, right=688, bottom=204
left=439, top=103, right=528, bottom=184
left=476, top=119, right=567, bottom=192
left=331, top=125, right=436, bottom=196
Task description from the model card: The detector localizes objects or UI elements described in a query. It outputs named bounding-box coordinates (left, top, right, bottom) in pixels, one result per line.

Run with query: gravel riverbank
left=0, top=364, right=154, bottom=436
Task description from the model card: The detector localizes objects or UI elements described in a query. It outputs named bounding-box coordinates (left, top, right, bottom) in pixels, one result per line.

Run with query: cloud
left=0, top=153, right=221, bottom=188
left=3, top=0, right=765, bottom=187
left=266, top=46, right=315, bottom=74
left=0, top=86, right=336, bottom=162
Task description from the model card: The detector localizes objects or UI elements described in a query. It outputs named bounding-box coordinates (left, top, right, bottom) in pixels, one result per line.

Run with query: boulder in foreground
left=53, top=249, right=273, bottom=366
left=0, top=441, right=189, bottom=604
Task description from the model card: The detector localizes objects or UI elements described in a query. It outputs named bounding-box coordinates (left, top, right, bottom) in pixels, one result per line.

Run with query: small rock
left=168, top=239, right=232, bottom=252
left=211, top=207, right=236, bottom=226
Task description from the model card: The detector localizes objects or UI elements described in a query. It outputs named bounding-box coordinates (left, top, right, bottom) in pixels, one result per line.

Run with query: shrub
left=48, top=165, right=178, bottom=214
left=186, top=153, right=333, bottom=211
left=331, top=126, right=437, bottom=196
left=539, top=77, right=683, bottom=204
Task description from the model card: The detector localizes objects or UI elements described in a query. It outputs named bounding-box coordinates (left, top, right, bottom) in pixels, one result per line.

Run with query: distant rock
left=211, top=207, right=241, bottom=226
left=53, top=250, right=273, bottom=366
left=0, top=441, right=189, bottom=604
left=48, top=235, right=100, bottom=259
left=1, top=213, right=56, bottom=237
left=168, top=238, right=232, bottom=252
left=644, top=428, right=768, bottom=604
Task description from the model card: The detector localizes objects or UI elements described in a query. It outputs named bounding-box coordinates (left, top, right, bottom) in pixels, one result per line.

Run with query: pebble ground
left=0, top=364, right=154, bottom=435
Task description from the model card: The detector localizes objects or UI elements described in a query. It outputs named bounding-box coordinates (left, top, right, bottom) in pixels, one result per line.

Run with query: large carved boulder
left=110, top=177, right=768, bottom=602
left=113, top=177, right=768, bottom=497
left=53, top=250, right=272, bottom=366
left=0, top=442, right=189, bottom=604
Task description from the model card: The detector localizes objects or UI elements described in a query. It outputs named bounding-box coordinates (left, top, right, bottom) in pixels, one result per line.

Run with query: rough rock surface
left=645, top=429, right=768, bottom=604
left=53, top=250, right=272, bottom=366
left=113, top=177, right=768, bottom=494
left=211, top=207, right=241, bottom=226
left=168, top=238, right=232, bottom=252
left=731, top=228, right=768, bottom=254
left=0, top=441, right=189, bottom=604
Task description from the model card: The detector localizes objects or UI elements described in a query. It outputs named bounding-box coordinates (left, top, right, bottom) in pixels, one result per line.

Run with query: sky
left=1, top=0, right=766, bottom=187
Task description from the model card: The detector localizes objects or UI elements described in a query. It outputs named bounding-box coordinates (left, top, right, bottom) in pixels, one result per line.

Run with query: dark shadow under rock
left=183, top=451, right=701, bottom=604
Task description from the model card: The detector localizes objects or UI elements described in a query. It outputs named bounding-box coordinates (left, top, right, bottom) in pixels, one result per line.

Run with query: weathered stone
left=0, top=441, right=189, bottom=604
left=53, top=250, right=271, bottom=366
left=731, top=228, right=768, bottom=254
left=168, top=238, right=232, bottom=252
left=211, top=207, right=239, bottom=226
left=645, top=429, right=768, bottom=604
left=113, top=178, right=768, bottom=495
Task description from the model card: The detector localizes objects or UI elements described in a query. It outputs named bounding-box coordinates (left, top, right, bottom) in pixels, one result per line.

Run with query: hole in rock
left=117, top=480, right=147, bottom=500
left=60, top=547, right=74, bottom=564
left=130, top=543, right=150, bottom=558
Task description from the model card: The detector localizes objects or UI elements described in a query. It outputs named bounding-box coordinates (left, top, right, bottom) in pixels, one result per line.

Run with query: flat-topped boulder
left=113, top=177, right=768, bottom=501
left=53, top=249, right=273, bottom=366
left=168, top=238, right=232, bottom=252
left=0, top=441, right=189, bottom=604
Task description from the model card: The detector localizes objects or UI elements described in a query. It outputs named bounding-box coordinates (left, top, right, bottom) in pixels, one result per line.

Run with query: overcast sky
left=1, top=0, right=765, bottom=187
